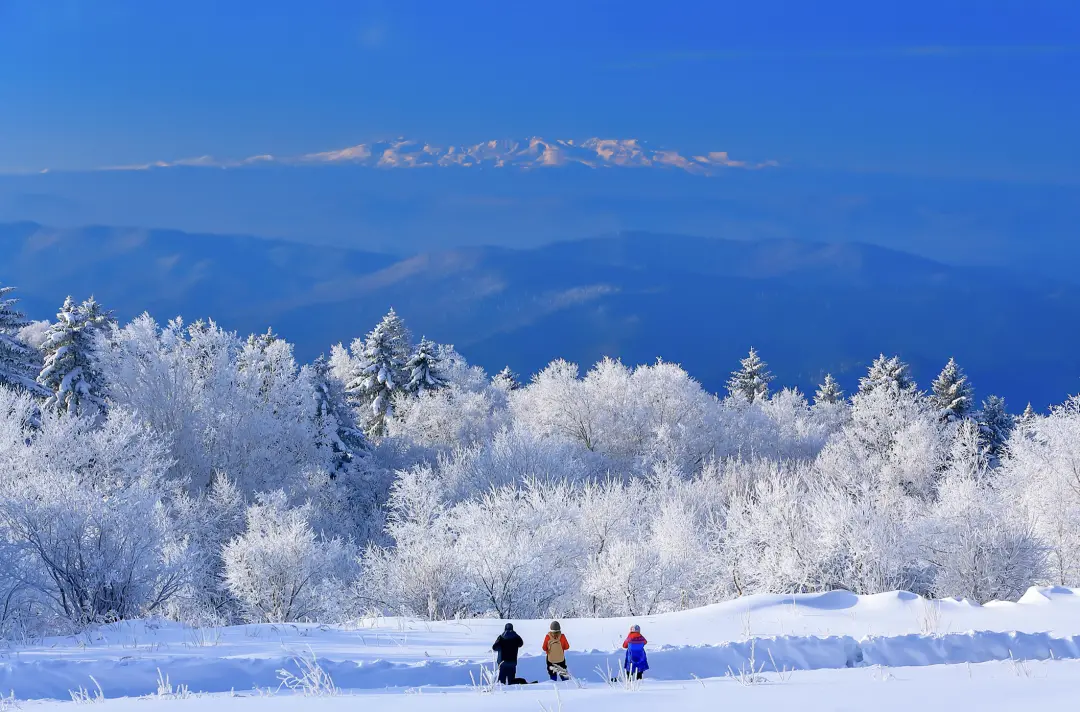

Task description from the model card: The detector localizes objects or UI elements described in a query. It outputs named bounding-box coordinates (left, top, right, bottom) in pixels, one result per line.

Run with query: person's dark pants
left=548, top=661, right=568, bottom=681
left=498, top=662, right=517, bottom=684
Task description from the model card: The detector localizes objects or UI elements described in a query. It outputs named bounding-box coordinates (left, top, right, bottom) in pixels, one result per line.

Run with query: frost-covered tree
left=816, top=384, right=945, bottom=500
left=925, top=420, right=1045, bottom=602
left=306, top=355, right=386, bottom=544
left=0, top=284, right=47, bottom=395
left=814, top=373, right=844, bottom=405
left=977, top=395, right=1013, bottom=467
left=14, top=283, right=1080, bottom=631
left=723, top=472, right=819, bottom=594
left=510, top=358, right=722, bottom=470
left=492, top=366, right=520, bottom=391
left=391, top=385, right=510, bottom=454
left=808, top=478, right=929, bottom=595
left=727, top=348, right=773, bottom=402
left=858, top=354, right=915, bottom=396
left=223, top=492, right=352, bottom=623
left=1019, top=402, right=1037, bottom=429
left=347, top=309, right=411, bottom=437
left=930, top=358, right=974, bottom=423
left=310, top=355, right=368, bottom=477
left=0, top=407, right=180, bottom=626
left=404, top=337, right=447, bottom=396
left=163, top=475, right=246, bottom=625
left=37, top=296, right=113, bottom=418
left=359, top=465, right=469, bottom=620
left=810, top=376, right=851, bottom=438
left=96, top=315, right=333, bottom=500
left=1002, top=397, right=1080, bottom=585
left=455, top=483, right=575, bottom=618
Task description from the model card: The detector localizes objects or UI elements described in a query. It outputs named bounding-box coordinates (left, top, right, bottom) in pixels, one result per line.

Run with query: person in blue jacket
left=622, top=624, right=649, bottom=680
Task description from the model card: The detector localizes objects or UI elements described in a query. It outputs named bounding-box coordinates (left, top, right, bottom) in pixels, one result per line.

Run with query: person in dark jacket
left=492, top=623, right=525, bottom=684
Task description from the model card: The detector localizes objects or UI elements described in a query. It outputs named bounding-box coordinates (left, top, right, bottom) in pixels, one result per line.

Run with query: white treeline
left=0, top=283, right=1077, bottom=636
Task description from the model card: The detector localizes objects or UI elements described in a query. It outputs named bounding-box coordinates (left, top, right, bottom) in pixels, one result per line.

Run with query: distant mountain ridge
left=2, top=222, right=1078, bottom=409
left=107, top=137, right=777, bottom=175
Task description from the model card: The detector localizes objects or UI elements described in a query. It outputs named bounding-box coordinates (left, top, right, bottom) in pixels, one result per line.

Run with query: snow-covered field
left=19, top=662, right=1080, bottom=712
left=5, top=586, right=1080, bottom=708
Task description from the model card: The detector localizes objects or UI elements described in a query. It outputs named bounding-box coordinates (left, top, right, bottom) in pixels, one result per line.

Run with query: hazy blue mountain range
left=2, top=160, right=1078, bottom=283
left=3, top=222, right=1077, bottom=409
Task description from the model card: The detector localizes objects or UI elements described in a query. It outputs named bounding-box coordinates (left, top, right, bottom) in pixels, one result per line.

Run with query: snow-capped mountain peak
left=105, top=138, right=777, bottom=174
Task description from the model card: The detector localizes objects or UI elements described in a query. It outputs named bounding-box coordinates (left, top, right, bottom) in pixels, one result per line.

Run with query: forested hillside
left=0, top=283, right=1076, bottom=637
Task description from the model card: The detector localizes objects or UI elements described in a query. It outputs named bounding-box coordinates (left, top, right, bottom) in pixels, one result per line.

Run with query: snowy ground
left=17, top=661, right=1080, bottom=711
left=5, top=587, right=1080, bottom=707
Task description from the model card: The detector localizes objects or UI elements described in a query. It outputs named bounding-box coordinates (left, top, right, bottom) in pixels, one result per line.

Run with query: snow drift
left=4, top=586, right=1080, bottom=701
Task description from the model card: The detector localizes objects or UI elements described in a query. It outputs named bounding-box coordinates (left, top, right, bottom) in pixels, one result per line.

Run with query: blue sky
left=1, top=0, right=1077, bottom=182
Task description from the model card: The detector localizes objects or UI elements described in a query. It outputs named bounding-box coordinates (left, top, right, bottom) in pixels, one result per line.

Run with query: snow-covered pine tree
left=814, top=373, right=844, bottom=405
left=404, top=337, right=447, bottom=396
left=977, top=395, right=1013, bottom=467
left=0, top=283, right=47, bottom=395
left=858, top=354, right=916, bottom=396
left=930, top=357, right=974, bottom=422
left=237, top=328, right=289, bottom=400
left=311, top=354, right=369, bottom=477
left=1015, top=402, right=1039, bottom=439
left=37, top=296, right=114, bottom=417
left=492, top=366, right=521, bottom=391
left=726, top=348, right=773, bottom=402
left=347, top=309, right=411, bottom=437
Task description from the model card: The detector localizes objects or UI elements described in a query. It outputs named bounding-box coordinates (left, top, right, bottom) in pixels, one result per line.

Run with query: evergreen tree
left=930, top=357, right=974, bottom=422
left=311, top=355, right=369, bottom=478
left=0, top=283, right=47, bottom=395
left=977, top=395, right=1013, bottom=467
left=727, top=348, right=773, bottom=402
left=238, top=327, right=307, bottom=407
left=858, top=354, right=915, bottom=396
left=347, top=309, right=411, bottom=437
left=493, top=366, right=521, bottom=391
left=38, top=296, right=114, bottom=417
left=1016, top=402, right=1039, bottom=438
left=245, top=327, right=280, bottom=354
left=814, top=373, right=844, bottom=405
left=404, top=337, right=447, bottom=396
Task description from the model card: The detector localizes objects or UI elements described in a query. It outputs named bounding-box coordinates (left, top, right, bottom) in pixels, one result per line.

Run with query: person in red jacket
left=542, top=621, right=570, bottom=681
left=622, top=625, right=649, bottom=680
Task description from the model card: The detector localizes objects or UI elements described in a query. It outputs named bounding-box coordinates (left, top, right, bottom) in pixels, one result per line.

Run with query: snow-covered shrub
left=389, top=384, right=509, bottom=451
left=583, top=494, right=708, bottom=616
left=721, top=469, right=819, bottom=595
left=162, top=475, right=247, bottom=625
left=928, top=465, right=1046, bottom=602
left=808, top=481, right=930, bottom=596
left=1000, top=398, right=1080, bottom=586
left=98, top=317, right=331, bottom=497
left=358, top=465, right=470, bottom=620
left=0, top=408, right=179, bottom=628
left=223, top=492, right=353, bottom=623
left=454, top=482, right=577, bottom=618
left=816, top=385, right=946, bottom=500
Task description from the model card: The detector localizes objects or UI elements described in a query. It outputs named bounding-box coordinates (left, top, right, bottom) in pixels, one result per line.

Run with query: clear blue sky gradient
left=1, top=0, right=1077, bottom=181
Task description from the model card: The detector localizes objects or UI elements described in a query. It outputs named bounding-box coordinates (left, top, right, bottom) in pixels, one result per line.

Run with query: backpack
left=547, top=633, right=565, bottom=663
